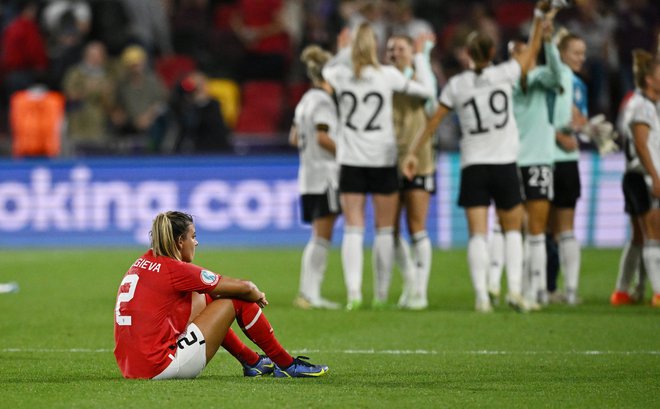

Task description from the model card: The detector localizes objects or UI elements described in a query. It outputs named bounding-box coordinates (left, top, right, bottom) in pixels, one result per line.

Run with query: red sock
left=221, top=328, right=259, bottom=365
left=232, top=299, right=293, bottom=368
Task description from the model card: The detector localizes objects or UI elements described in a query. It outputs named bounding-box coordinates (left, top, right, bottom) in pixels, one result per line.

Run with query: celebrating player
left=114, top=211, right=328, bottom=379
left=610, top=50, right=660, bottom=307
left=403, top=2, right=554, bottom=312
left=386, top=32, right=438, bottom=310
left=290, top=45, right=341, bottom=310
left=322, top=22, right=435, bottom=309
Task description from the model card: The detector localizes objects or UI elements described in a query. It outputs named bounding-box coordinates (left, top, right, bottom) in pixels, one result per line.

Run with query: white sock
left=528, top=234, right=547, bottom=300
left=505, top=230, right=523, bottom=296
left=643, top=240, right=660, bottom=294
left=559, top=231, right=581, bottom=293
left=616, top=241, right=641, bottom=292
left=301, top=236, right=330, bottom=302
left=412, top=230, right=432, bottom=301
left=488, top=226, right=504, bottom=294
left=342, top=226, right=364, bottom=303
left=395, top=235, right=415, bottom=299
left=468, top=234, right=489, bottom=304
left=373, top=227, right=394, bottom=302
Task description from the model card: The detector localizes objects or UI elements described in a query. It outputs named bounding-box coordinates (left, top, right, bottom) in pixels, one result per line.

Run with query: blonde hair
left=632, top=49, right=660, bottom=89
left=352, top=23, right=380, bottom=78
left=150, top=211, right=194, bottom=260
left=556, top=29, right=582, bottom=53
left=301, top=45, right=332, bottom=86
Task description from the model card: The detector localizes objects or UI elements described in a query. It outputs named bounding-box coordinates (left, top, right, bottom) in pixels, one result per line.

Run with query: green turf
left=0, top=248, right=658, bottom=408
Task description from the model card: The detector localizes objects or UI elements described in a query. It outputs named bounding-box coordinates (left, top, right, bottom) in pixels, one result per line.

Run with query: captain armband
left=316, top=124, right=330, bottom=132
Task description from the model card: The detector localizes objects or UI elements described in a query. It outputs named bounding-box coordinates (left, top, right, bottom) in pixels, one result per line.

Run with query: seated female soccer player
left=114, top=211, right=328, bottom=379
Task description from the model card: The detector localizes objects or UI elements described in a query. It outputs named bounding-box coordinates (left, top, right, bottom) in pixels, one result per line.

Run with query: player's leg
left=372, top=191, right=398, bottom=306
left=394, top=195, right=415, bottom=308
left=404, top=188, right=432, bottom=309
left=303, top=214, right=340, bottom=309
left=466, top=206, right=491, bottom=312
left=611, top=216, right=643, bottom=305
left=497, top=205, right=526, bottom=311
left=341, top=192, right=366, bottom=309
left=641, top=208, right=660, bottom=307
left=488, top=222, right=505, bottom=305
left=525, top=199, right=551, bottom=305
left=555, top=207, right=580, bottom=304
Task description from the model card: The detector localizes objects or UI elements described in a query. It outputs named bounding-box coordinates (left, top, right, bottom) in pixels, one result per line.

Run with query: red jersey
left=113, top=250, right=221, bottom=379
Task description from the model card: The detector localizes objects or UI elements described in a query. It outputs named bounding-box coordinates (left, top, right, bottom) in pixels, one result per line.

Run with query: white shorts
left=153, top=323, right=207, bottom=380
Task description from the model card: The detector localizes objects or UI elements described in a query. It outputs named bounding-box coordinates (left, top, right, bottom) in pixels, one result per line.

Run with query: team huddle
left=289, top=0, right=660, bottom=313
left=113, top=0, right=660, bottom=381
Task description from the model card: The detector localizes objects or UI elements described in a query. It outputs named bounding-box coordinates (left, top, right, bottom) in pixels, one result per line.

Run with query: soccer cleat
left=293, top=296, right=313, bottom=310
left=313, top=298, right=341, bottom=310
left=652, top=294, right=660, bottom=308
left=273, top=356, right=329, bottom=378
left=488, top=290, right=500, bottom=307
left=610, top=291, right=633, bottom=306
left=242, top=355, right=275, bottom=377
left=547, top=291, right=566, bottom=304
left=475, top=299, right=493, bottom=313
left=565, top=289, right=581, bottom=306
left=346, top=299, right=363, bottom=311
left=506, top=293, right=532, bottom=313
left=0, top=282, right=19, bottom=294
left=404, top=295, right=428, bottom=311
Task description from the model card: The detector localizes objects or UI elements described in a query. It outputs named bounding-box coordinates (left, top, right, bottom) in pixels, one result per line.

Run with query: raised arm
left=514, top=1, right=553, bottom=77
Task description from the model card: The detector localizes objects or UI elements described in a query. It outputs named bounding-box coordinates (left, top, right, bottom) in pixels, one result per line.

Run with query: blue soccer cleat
left=273, top=356, right=329, bottom=378
left=242, top=355, right=275, bottom=377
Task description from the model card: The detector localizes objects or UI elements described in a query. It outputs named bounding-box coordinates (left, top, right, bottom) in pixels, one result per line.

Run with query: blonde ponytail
left=352, top=22, right=380, bottom=79
left=301, top=45, right=332, bottom=87
left=150, top=211, right=193, bottom=260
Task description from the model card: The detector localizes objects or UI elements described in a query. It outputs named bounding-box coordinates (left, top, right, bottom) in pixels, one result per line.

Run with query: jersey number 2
left=115, top=274, right=139, bottom=326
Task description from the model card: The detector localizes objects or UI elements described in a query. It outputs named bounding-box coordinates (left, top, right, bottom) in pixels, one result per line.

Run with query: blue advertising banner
left=0, top=153, right=627, bottom=248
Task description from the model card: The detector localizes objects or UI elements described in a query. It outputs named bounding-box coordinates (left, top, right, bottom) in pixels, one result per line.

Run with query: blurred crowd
left=0, top=0, right=658, bottom=157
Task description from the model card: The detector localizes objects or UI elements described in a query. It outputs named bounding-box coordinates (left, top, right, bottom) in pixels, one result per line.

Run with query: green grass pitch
left=0, top=247, right=658, bottom=408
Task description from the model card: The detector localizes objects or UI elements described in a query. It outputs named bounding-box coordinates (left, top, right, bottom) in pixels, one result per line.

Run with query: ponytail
left=301, top=45, right=332, bottom=87
left=150, top=211, right=193, bottom=260
left=466, top=31, right=494, bottom=75
left=352, top=22, right=380, bottom=79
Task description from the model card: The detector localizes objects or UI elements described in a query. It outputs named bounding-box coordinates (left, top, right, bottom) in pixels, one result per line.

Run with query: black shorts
left=552, top=160, right=581, bottom=208
left=339, top=165, right=399, bottom=194
left=458, top=163, right=523, bottom=210
left=519, top=165, right=554, bottom=201
left=622, top=172, right=659, bottom=216
left=399, top=172, right=437, bottom=194
left=300, top=188, right=341, bottom=224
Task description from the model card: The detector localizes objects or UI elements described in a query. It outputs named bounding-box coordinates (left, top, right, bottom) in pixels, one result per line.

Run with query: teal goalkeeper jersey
left=514, top=42, right=562, bottom=166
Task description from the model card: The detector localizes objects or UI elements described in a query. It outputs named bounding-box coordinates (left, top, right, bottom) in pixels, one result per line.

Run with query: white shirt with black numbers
left=622, top=90, right=660, bottom=175
left=323, top=64, right=433, bottom=167
left=294, top=88, right=340, bottom=195
left=439, top=60, right=521, bottom=168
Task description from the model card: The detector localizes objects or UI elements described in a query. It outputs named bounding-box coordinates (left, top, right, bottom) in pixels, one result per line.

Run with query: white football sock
left=412, top=230, right=432, bottom=301
left=301, top=236, right=330, bottom=302
left=373, top=227, right=394, bottom=302
left=342, top=226, right=364, bottom=303
left=488, top=226, right=504, bottom=294
left=528, top=234, right=547, bottom=300
left=468, top=234, right=489, bottom=304
left=615, top=241, right=641, bottom=292
left=559, top=231, right=581, bottom=294
left=643, top=240, right=660, bottom=294
left=395, top=235, right=415, bottom=300
left=505, top=230, right=523, bottom=296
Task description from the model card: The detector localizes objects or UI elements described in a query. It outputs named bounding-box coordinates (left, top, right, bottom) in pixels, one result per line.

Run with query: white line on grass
left=2, top=348, right=659, bottom=356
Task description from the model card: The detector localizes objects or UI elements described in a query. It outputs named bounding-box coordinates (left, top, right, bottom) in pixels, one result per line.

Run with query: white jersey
left=323, top=64, right=433, bottom=167
left=621, top=90, right=660, bottom=175
left=439, top=60, right=521, bottom=168
left=293, top=88, right=339, bottom=194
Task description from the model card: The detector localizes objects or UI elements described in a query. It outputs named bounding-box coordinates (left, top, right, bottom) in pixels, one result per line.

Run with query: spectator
left=120, top=0, right=173, bottom=57
left=0, top=0, right=48, bottom=97
left=230, top=0, right=290, bottom=81
left=387, top=0, right=434, bottom=39
left=170, top=71, right=232, bottom=154
left=111, top=45, right=168, bottom=153
left=61, top=41, right=116, bottom=155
